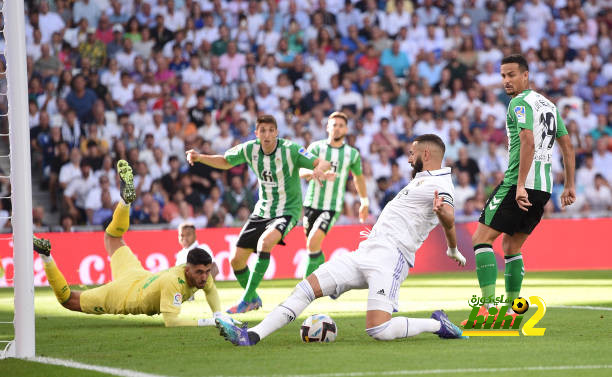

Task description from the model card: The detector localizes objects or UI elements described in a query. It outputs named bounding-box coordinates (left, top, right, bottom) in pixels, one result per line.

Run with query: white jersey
left=362, top=167, right=455, bottom=267
left=175, top=241, right=215, bottom=266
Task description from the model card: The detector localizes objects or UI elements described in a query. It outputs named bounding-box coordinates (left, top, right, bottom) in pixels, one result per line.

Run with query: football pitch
left=1, top=270, right=611, bottom=377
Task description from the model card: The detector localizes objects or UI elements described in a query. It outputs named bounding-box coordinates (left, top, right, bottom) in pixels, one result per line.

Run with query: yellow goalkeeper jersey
left=80, top=246, right=198, bottom=316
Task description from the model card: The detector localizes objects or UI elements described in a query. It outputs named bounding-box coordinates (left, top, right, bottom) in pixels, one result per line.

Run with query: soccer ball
left=300, top=314, right=337, bottom=343
left=511, top=297, right=529, bottom=314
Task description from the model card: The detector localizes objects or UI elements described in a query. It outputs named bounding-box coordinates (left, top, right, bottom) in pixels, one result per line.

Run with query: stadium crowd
left=7, top=0, right=612, bottom=231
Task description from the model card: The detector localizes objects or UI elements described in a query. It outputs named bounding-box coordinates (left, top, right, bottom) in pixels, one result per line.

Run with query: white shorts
left=313, top=237, right=410, bottom=313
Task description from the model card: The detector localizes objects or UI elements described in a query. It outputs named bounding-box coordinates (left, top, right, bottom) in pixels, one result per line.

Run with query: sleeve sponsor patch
left=173, top=293, right=182, bottom=307
left=298, top=147, right=314, bottom=159
left=514, top=106, right=526, bottom=123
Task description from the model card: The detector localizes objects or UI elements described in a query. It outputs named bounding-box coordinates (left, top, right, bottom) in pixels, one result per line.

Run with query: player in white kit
left=215, top=135, right=468, bottom=345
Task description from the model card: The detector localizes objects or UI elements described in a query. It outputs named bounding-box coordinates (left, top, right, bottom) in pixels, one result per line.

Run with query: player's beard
left=333, top=135, right=345, bottom=143
left=411, top=156, right=423, bottom=179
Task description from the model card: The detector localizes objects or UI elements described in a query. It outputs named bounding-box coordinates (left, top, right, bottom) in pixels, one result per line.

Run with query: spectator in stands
left=223, top=175, right=255, bottom=216
left=33, top=206, right=47, bottom=231
left=63, top=159, right=97, bottom=224
left=454, top=171, right=477, bottom=210
left=585, top=174, right=612, bottom=211
left=593, top=137, right=612, bottom=182
left=454, top=147, right=480, bottom=185
left=20, top=0, right=612, bottom=230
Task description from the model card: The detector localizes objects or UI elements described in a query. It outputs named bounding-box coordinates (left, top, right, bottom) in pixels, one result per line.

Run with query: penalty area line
left=29, top=356, right=173, bottom=377
left=215, top=364, right=612, bottom=377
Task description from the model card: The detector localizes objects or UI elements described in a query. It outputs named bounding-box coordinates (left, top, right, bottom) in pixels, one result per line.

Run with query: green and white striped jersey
left=224, top=138, right=317, bottom=219
left=504, top=89, right=568, bottom=193
left=303, top=140, right=363, bottom=212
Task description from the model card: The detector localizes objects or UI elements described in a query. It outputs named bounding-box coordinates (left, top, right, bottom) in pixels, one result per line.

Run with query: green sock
left=304, top=251, right=325, bottom=278
left=504, top=253, right=524, bottom=303
left=234, top=267, right=250, bottom=289
left=242, top=252, right=270, bottom=302
left=475, top=244, right=497, bottom=301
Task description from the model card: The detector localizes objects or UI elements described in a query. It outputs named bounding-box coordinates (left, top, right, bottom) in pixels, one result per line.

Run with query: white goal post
left=2, top=0, right=35, bottom=359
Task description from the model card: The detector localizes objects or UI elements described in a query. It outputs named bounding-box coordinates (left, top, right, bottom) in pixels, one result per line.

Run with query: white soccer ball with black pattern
left=300, top=314, right=337, bottom=343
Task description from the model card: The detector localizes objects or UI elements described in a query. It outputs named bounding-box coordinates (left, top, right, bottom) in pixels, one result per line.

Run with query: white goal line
left=30, top=356, right=173, bottom=377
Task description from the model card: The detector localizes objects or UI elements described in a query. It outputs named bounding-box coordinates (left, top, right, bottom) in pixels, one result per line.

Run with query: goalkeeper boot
left=432, top=310, right=468, bottom=339
left=215, top=318, right=254, bottom=346
left=117, top=160, right=136, bottom=204
left=33, top=236, right=52, bottom=256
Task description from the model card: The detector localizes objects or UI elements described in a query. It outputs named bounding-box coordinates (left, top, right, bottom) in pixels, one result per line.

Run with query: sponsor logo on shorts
left=173, top=293, right=182, bottom=306
left=270, top=217, right=288, bottom=232
left=376, top=289, right=385, bottom=296
left=488, top=196, right=502, bottom=210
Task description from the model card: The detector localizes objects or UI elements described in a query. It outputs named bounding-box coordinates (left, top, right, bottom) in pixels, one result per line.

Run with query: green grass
left=1, top=270, right=611, bottom=377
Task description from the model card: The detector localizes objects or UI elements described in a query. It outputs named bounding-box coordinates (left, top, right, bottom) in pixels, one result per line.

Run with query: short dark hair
left=501, top=54, right=529, bottom=72
left=414, top=134, right=446, bottom=155
left=256, top=114, right=277, bottom=130
left=187, top=248, right=212, bottom=266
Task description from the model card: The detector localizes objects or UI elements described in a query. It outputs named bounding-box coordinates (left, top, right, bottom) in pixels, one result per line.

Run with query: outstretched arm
left=433, top=191, right=465, bottom=266
left=557, top=134, right=576, bottom=208
left=186, top=149, right=232, bottom=170
left=162, top=312, right=199, bottom=327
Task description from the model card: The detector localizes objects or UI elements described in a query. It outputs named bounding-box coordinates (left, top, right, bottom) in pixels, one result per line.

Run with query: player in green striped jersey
left=470, top=54, right=576, bottom=317
left=299, top=112, right=369, bottom=277
left=186, top=115, right=333, bottom=313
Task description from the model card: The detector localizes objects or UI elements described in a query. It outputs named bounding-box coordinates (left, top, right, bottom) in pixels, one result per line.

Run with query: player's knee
left=230, top=257, right=243, bottom=270
left=288, top=280, right=316, bottom=305
left=471, top=232, right=482, bottom=247
left=501, top=238, right=512, bottom=254
left=260, top=235, right=279, bottom=251
left=366, top=321, right=394, bottom=341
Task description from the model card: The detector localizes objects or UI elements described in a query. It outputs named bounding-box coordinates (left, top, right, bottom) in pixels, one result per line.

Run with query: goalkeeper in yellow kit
left=33, top=160, right=233, bottom=327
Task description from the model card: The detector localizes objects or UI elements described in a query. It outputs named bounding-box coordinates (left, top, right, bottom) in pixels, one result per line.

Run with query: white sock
left=366, top=317, right=441, bottom=340
left=251, top=280, right=315, bottom=340
left=40, top=254, right=53, bottom=264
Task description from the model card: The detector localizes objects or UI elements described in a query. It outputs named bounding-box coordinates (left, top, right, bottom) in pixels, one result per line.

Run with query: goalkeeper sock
left=233, top=266, right=250, bottom=289
left=242, top=252, right=270, bottom=302
left=250, top=280, right=315, bottom=342
left=203, top=277, right=221, bottom=313
left=475, top=244, right=497, bottom=302
left=43, top=258, right=71, bottom=304
left=304, top=251, right=325, bottom=278
left=105, top=200, right=130, bottom=238
left=504, top=253, right=524, bottom=303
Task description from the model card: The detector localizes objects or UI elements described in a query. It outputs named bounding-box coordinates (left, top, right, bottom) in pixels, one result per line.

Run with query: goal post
left=4, top=0, right=35, bottom=358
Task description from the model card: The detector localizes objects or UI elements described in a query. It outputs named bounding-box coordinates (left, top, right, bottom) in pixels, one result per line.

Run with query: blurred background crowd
left=1, top=0, right=611, bottom=232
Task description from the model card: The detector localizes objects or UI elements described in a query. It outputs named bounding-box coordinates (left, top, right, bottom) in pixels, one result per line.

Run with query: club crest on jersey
left=514, top=106, right=526, bottom=123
